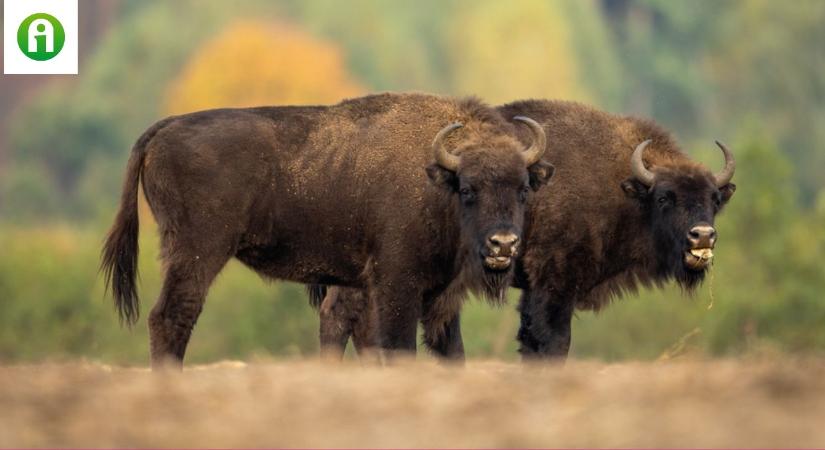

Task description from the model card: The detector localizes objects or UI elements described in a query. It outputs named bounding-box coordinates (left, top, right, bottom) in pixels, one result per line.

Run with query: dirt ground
left=1, top=357, right=824, bottom=448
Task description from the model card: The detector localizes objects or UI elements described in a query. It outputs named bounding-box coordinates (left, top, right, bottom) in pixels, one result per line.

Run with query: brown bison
left=310, top=99, right=736, bottom=360
left=101, top=93, right=554, bottom=367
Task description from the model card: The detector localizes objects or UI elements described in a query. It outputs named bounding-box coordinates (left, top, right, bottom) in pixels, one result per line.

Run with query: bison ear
left=719, top=183, right=736, bottom=204
left=426, top=164, right=458, bottom=191
left=528, top=160, right=555, bottom=191
left=621, top=178, right=649, bottom=200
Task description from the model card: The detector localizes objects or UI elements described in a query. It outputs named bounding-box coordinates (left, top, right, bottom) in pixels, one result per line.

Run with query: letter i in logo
left=17, top=13, right=65, bottom=61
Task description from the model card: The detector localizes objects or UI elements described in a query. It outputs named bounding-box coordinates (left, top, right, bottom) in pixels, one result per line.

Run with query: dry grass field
left=2, top=357, right=825, bottom=448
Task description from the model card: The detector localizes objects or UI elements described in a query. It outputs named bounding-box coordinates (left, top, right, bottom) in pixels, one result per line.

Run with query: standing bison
left=311, top=99, right=736, bottom=361
left=101, top=93, right=553, bottom=367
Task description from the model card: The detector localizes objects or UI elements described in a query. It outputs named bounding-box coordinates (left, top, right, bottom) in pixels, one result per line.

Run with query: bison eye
left=519, top=186, right=530, bottom=202
left=657, top=196, right=668, bottom=204
left=712, top=193, right=722, bottom=208
left=459, top=187, right=475, bottom=202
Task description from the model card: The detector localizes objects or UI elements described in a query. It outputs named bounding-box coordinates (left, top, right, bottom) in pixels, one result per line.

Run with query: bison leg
left=371, top=280, right=421, bottom=358
left=319, top=288, right=353, bottom=361
left=421, top=291, right=465, bottom=361
left=350, top=291, right=379, bottom=358
left=423, top=313, right=465, bottom=361
left=317, top=287, right=379, bottom=361
left=148, top=251, right=229, bottom=369
left=319, top=313, right=351, bottom=361
left=517, top=289, right=573, bottom=361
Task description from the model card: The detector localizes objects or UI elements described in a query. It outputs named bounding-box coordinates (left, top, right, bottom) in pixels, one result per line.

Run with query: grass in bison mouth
left=483, top=255, right=512, bottom=271
left=684, top=247, right=714, bottom=271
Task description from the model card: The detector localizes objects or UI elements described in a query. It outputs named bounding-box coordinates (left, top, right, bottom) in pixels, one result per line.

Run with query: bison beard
left=453, top=258, right=512, bottom=305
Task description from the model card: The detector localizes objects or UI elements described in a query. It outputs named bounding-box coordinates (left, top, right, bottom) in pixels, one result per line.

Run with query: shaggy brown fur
left=101, top=93, right=553, bottom=368
left=310, top=99, right=736, bottom=361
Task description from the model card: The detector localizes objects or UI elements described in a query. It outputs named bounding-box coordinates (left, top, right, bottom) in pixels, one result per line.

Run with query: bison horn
left=513, top=116, right=547, bottom=166
left=713, top=140, right=736, bottom=187
left=630, top=139, right=656, bottom=186
left=432, top=122, right=463, bottom=172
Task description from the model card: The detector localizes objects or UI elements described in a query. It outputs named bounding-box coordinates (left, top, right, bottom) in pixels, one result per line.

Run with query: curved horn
left=630, top=139, right=656, bottom=186
left=513, top=116, right=547, bottom=166
left=432, top=122, right=463, bottom=171
left=713, top=140, right=736, bottom=187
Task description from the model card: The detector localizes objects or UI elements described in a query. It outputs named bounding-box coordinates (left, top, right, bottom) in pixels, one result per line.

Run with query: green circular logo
left=17, top=13, right=65, bottom=61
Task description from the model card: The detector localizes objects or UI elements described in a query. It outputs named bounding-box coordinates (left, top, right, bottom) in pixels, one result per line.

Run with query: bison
left=310, top=99, right=736, bottom=361
left=100, top=93, right=554, bottom=367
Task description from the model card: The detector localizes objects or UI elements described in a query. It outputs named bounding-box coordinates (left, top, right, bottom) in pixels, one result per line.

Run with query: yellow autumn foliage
left=447, top=0, right=591, bottom=104
left=165, top=21, right=363, bottom=114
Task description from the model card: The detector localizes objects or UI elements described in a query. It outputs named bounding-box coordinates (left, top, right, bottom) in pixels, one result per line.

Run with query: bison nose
left=688, top=224, right=716, bottom=248
left=488, top=232, right=520, bottom=256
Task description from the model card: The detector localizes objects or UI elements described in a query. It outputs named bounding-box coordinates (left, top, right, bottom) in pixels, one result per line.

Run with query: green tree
left=705, top=0, right=825, bottom=202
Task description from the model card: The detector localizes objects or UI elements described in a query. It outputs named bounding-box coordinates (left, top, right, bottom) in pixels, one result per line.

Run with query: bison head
left=622, top=140, right=736, bottom=288
left=426, top=117, right=554, bottom=299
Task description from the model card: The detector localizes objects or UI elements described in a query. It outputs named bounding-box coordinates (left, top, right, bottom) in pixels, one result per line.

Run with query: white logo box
left=4, top=0, right=78, bottom=74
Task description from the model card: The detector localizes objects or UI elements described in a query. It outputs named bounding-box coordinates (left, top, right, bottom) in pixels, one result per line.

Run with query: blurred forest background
left=0, top=0, right=823, bottom=364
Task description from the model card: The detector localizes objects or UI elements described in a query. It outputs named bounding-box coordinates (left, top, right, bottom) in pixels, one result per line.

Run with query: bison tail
left=100, top=120, right=167, bottom=326
left=307, top=284, right=328, bottom=310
